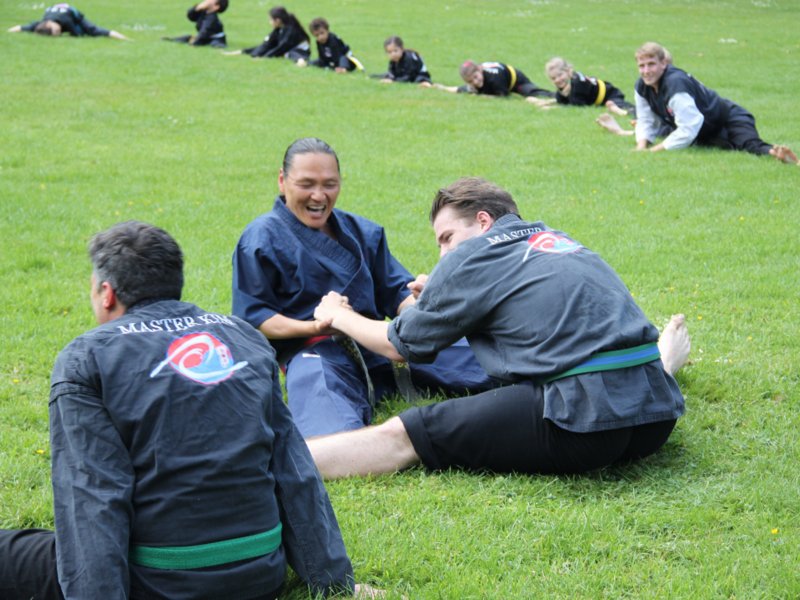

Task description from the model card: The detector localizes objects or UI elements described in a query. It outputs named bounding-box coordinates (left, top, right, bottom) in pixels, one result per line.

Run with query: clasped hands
left=312, top=274, right=428, bottom=332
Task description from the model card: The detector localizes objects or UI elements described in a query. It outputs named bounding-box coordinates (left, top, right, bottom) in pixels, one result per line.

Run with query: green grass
left=1, top=0, right=799, bottom=597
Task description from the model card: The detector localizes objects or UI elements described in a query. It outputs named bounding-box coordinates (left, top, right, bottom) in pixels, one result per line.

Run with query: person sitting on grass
left=307, top=177, right=691, bottom=479
left=231, top=138, right=495, bottom=439
left=434, top=60, right=554, bottom=102
left=228, top=6, right=310, bottom=62
left=301, top=17, right=363, bottom=72
left=634, top=41, right=799, bottom=164
left=0, top=221, right=384, bottom=599
left=8, top=3, right=129, bottom=40
left=373, top=36, right=432, bottom=86
left=162, top=0, right=228, bottom=48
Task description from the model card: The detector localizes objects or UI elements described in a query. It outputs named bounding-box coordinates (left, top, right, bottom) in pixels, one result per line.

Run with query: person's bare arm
left=258, top=312, right=336, bottom=340
left=314, top=292, right=403, bottom=361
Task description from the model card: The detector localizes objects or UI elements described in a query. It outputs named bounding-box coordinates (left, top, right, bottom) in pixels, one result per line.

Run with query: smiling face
left=279, top=152, right=341, bottom=230
left=637, top=53, right=669, bottom=89
left=432, top=206, right=488, bottom=258
left=462, top=68, right=484, bottom=89
left=547, top=66, right=572, bottom=94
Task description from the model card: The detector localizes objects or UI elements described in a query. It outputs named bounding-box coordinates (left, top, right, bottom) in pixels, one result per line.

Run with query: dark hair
left=383, top=35, right=404, bottom=49
left=216, top=0, right=229, bottom=13
left=270, top=6, right=309, bottom=41
left=309, top=17, right=329, bottom=32
left=34, top=20, right=59, bottom=36
left=89, top=221, right=183, bottom=307
left=282, top=137, right=340, bottom=176
left=430, top=177, right=519, bottom=223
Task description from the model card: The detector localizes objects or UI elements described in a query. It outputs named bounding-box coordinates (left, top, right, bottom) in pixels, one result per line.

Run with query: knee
left=376, top=417, right=419, bottom=465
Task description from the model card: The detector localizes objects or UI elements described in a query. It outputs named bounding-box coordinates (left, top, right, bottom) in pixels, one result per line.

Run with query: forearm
left=329, top=310, right=402, bottom=361
left=258, top=313, right=325, bottom=340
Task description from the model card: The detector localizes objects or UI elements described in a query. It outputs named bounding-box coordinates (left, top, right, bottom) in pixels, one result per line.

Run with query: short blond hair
left=636, top=41, right=668, bottom=61
left=545, top=56, right=572, bottom=77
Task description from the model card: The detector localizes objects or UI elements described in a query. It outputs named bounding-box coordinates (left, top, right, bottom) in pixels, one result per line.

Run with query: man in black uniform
left=163, top=0, right=228, bottom=48
left=634, top=41, right=798, bottom=164
left=307, top=178, right=691, bottom=479
left=8, top=3, right=128, bottom=39
left=0, top=222, right=361, bottom=599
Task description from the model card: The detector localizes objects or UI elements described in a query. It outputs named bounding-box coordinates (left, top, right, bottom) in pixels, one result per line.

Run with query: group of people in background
left=10, top=3, right=799, bottom=164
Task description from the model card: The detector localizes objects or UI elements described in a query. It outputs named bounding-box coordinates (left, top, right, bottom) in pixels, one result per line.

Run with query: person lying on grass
left=434, top=60, right=554, bottom=103
left=633, top=41, right=798, bottom=164
left=8, top=3, right=129, bottom=40
left=308, top=177, right=691, bottom=479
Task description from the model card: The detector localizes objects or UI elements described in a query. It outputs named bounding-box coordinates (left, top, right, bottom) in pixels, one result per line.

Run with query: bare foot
left=525, top=96, right=554, bottom=108
left=605, top=100, right=630, bottom=116
left=596, top=112, right=634, bottom=136
left=769, top=145, right=799, bottom=165
left=658, top=314, right=691, bottom=375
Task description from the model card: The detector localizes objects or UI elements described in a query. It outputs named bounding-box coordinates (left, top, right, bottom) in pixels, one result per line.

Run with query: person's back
left=51, top=299, right=302, bottom=597
left=20, top=3, right=111, bottom=37
left=1, top=221, right=353, bottom=600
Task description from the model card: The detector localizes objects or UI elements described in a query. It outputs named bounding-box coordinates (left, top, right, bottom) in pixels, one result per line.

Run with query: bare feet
left=769, top=145, right=800, bottom=165
left=525, top=96, right=554, bottom=108
left=605, top=100, right=630, bottom=116
left=658, top=314, right=691, bottom=375
left=596, top=112, right=634, bottom=136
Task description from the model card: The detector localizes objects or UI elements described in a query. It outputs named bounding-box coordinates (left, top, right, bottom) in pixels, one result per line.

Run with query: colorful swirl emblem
left=149, top=332, right=248, bottom=385
left=523, top=231, right=582, bottom=262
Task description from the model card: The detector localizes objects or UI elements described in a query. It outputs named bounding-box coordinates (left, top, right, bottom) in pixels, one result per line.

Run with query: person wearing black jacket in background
left=375, top=36, right=432, bottom=86
left=232, top=6, right=310, bottom=62
left=304, top=17, right=362, bottom=72
left=162, top=0, right=228, bottom=48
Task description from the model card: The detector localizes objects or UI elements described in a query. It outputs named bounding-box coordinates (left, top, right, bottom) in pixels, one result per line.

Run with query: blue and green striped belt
left=130, top=523, right=282, bottom=570
left=544, top=342, right=660, bottom=383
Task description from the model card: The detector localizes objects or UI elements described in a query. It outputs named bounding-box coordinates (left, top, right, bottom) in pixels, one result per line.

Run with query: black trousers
left=0, top=529, right=63, bottom=600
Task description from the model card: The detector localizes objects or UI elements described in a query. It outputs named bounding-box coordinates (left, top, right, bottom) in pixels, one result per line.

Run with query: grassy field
left=1, top=0, right=799, bottom=597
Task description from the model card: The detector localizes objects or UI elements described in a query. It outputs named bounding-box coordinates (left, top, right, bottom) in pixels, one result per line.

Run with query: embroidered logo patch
left=149, top=332, right=248, bottom=384
left=523, top=231, right=582, bottom=262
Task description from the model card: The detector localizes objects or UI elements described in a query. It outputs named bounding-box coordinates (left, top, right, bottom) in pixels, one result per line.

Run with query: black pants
left=0, top=529, right=63, bottom=600
left=401, top=380, right=677, bottom=474
left=700, top=104, right=772, bottom=156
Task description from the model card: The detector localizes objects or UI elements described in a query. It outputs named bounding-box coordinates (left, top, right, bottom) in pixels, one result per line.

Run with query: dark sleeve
left=267, top=358, right=355, bottom=596
left=245, top=33, right=277, bottom=57
left=50, top=346, right=134, bottom=599
left=555, top=93, right=570, bottom=105
left=262, top=26, right=297, bottom=57
left=73, top=11, right=111, bottom=37
left=187, top=6, right=203, bottom=22
left=334, top=37, right=352, bottom=69
left=231, top=239, right=281, bottom=330
left=370, top=227, right=414, bottom=317
left=389, top=253, right=486, bottom=363
left=20, top=20, right=42, bottom=32
left=192, top=13, right=218, bottom=45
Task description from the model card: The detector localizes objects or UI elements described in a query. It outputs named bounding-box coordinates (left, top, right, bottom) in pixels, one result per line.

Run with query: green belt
left=544, top=343, right=660, bottom=383
left=130, top=523, right=282, bottom=570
